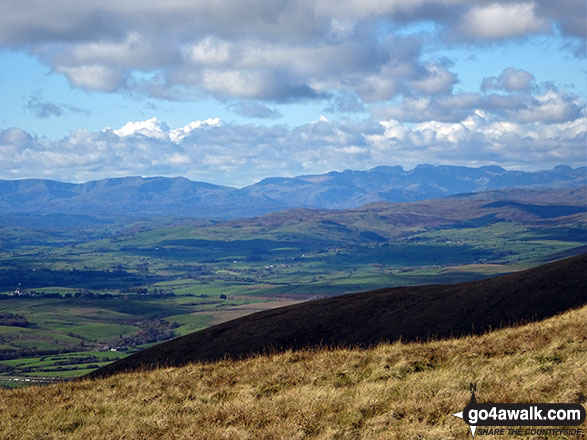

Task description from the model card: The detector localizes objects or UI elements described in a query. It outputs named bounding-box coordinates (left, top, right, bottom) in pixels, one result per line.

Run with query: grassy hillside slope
left=90, top=254, right=587, bottom=377
left=1, top=305, right=585, bottom=439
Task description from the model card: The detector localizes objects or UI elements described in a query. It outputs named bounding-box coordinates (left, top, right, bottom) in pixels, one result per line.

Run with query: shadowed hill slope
left=89, top=254, right=587, bottom=378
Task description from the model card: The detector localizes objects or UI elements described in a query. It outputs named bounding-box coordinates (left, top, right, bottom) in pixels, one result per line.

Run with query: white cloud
left=0, top=0, right=579, bottom=101
left=482, top=68, right=536, bottom=92
left=515, top=90, right=582, bottom=123
left=107, top=116, right=222, bottom=143
left=409, top=64, right=457, bottom=95
left=169, top=118, right=221, bottom=143
left=371, top=93, right=484, bottom=122
left=55, top=65, right=124, bottom=92
left=200, top=69, right=274, bottom=99
left=187, top=37, right=232, bottom=66
left=497, top=68, right=535, bottom=92
left=112, top=117, right=169, bottom=139
left=0, top=1, right=584, bottom=183
left=462, top=3, right=550, bottom=40
left=369, top=113, right=586, bottom=169
left=372, top=87, right=583, bottom=125
left=1, top=113, right=584, bottom=185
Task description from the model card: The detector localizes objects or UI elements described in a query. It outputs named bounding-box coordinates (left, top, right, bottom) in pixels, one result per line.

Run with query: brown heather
left=1, top=306, right=585, bottom=440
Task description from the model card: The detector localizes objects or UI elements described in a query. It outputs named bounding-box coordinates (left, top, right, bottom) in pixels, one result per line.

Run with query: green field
left=0, top=192, right=585, bottom=383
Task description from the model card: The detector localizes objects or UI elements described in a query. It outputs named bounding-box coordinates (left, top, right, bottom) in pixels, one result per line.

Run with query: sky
left=0, top=0, right=585, bottom=187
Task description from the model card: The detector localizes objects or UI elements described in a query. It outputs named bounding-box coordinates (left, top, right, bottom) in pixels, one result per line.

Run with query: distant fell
left=1, top=165, right=585, bottom=219
left=0, top=176, right=285, bottom=219
left=242, top=164, right=587, bottom=209
left=89, top=254, right=587, bottom=378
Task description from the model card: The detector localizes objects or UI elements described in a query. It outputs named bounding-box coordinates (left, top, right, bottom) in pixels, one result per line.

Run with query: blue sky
left=0, top=1, right=585, bottom=186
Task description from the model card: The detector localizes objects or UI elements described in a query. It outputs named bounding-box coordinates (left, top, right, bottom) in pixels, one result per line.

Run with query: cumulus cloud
left=371, top=94, right=483, bottom=123
left=535, top=0, right=587, bottom=53
left=461, top=3, right=549, bottom=40
left=111, top=117, right=170, bottom=139
left=0, top=1, right=584, bottom=183
left=408, top=64, right=458, bottom=95
left=0, top=0, right=581, bottom=102
left=372, top=87, right=583, bottom=124
left=482, top=68, right=536, bottom=92
left=367, top=113, right=586, bottom=169
left=514, top=90, right=583, bottom=123
left=168, top=118, right=221, bottom=143
left=1, top=113, right=584, bottom=184
left=0, top=127, right=35, bottom=150
left=54, top=64, right=126, bottom=92
left=108, top=116, right=222, bottom=143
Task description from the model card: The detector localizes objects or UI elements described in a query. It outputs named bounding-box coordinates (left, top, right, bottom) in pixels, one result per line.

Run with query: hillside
left=1, top=304, right=585, bottom=439
left=0, top=165, right=584, bottom=219
left=89, top=254, right=587, bottom=378
left=208, top=186, right=587, bottom=243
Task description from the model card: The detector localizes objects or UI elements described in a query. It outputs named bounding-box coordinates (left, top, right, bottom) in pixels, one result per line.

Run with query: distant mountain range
left=0, top=176, right=282, bottom=220
left=1, top=165, right=585, bottom=219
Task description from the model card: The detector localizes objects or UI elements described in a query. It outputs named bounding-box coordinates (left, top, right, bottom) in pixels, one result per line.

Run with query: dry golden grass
left=1, top=306, right=586, bottom=440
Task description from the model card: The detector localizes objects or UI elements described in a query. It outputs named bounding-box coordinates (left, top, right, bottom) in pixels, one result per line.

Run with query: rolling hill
left=89, top=254, right=587, bottom=378
left=207, top=186, right=587, bottom=244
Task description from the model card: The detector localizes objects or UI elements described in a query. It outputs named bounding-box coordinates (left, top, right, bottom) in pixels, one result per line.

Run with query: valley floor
left=1, top=305, right=585, bottom=439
